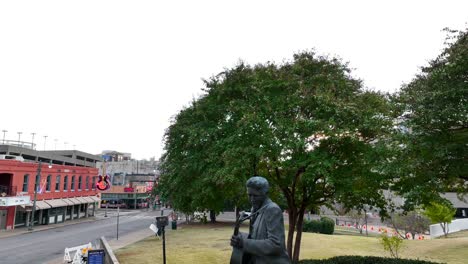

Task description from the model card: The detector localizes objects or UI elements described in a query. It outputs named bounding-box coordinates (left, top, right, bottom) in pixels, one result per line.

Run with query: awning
left=21, top=200, right=52, bottom=210
left=81, top=197, right=94, bottom=203
left=45, top=199, right=68, bottom=208
left=67, top=198, right=82, bottom=205
left=75, top=197, right=88, bottom=204
left=36, top=201, right=52, bottom=210
left=89, top=196, right=100, bottom=202
left=62, top=198, right=75, bottom=206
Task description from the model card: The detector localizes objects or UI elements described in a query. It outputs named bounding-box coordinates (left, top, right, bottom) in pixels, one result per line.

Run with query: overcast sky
left=0, top=0, right=466, bottom=160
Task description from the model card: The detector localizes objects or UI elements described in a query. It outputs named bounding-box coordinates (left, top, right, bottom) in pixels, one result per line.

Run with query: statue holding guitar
left=230, top=176, right=290, bottom=264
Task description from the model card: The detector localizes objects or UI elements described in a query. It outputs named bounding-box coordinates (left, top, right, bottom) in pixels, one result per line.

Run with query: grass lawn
left=115, top=222, right=468, bottom=264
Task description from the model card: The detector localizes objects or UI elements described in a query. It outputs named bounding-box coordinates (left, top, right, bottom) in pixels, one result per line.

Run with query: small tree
left=348, top=209, right=365, bottom=234
left=380, top=234, right=404, bottom=259
left=387, top=211, right=430, bottom=239
left=424, top=202, right=456, bottom=238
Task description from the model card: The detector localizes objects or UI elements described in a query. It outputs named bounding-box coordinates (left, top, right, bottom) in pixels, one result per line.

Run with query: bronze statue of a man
left=230, top=176, right=290, bottom=264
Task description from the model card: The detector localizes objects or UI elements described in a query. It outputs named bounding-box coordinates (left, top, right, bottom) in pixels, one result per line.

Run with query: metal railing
left=0, top=140, right=36, bottom=149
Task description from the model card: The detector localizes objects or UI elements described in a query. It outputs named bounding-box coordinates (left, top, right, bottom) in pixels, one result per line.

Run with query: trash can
left=171, top=220, right=177, bottom=230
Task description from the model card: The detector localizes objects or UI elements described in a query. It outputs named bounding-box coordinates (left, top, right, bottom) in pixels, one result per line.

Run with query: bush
left=380, top=234, right=404, bottom=259
left=303, top=219, right=322, bottom=233
left=320, top=217, right=335, bottom=235
left=303, top=217, right=335, bottom=235
left=298, top=256, right=441, bottom=263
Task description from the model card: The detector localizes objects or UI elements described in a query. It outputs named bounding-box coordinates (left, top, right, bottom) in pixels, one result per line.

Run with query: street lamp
left=43, top=135, right=48, bottom=150
left=31, top=133, right=36, bottom=150
left=29, top=160, right=52, bottom=231
left=17, top=132, right=22, bottom=147
left=1, top=130, right=6, bottom=144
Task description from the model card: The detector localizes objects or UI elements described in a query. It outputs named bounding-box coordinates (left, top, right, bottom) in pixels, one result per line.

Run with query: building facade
left=0, top=145, right=102, bottom=230
left=96, top=152, right=159, bottom=209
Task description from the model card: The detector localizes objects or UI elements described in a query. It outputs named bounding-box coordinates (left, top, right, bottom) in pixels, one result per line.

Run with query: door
left=0, top=209, right=7, bottom=229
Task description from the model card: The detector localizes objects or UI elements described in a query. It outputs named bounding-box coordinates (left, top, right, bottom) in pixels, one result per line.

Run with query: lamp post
left=17, top=132, right=22, bottom=147
left=43, top=135, right=48, bottom=150
left=29, top=160, right=52, bottom=231
left=31, top=133, right=36, bottom=150
left=1, top=130, right=6, bottom=144
left=29, top=161, right=42, bottom=231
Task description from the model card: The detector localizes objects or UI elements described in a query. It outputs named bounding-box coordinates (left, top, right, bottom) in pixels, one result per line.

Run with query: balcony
left=0, top=185, right=17, bottom=197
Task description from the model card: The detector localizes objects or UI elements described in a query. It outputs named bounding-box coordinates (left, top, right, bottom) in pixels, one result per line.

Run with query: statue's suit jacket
left=242, top=198, right=290, bottom=264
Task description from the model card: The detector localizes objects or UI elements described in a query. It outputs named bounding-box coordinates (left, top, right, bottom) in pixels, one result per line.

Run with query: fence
left=430, top=218, right=468, bottom=238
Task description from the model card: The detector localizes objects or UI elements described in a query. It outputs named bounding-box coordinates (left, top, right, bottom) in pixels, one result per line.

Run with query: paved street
left=0, top=208, right=169, bottom=264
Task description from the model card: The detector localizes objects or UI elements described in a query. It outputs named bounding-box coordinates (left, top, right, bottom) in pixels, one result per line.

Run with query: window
left=35, top=175, right=40, bottom=192
left=46, top=175, right=51, bottom=191
left=55, top=175, right=61, bottom=191
left=86, top=176, right=89, bottom=190
left=92, top=176, right=96, bottom=190
left=64, top=175, right=68, bottom=191
left=71, top=176, right=75, bottom=191
left=78, top=176, right=82, bottom=190
left=22, top=174, right=29, bottom=192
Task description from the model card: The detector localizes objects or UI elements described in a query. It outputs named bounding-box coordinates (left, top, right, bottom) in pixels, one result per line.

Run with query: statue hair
left=246, top=176, right=269, bottom=194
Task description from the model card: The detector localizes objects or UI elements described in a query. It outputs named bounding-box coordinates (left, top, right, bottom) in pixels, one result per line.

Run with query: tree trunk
left=292, top=207, right=306, bottom=263
left=210, top=210, right=216, bottom=223
left=287, top=207, right=296, bottom=259
left=441, top=223, right=447, bottom=238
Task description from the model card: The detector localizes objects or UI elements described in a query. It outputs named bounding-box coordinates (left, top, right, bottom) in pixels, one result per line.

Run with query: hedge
left=298, top=256, right=441, bottom=264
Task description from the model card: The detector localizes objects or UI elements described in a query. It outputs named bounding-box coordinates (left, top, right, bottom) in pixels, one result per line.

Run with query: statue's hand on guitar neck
left=230, top=234, right=244, bottom=248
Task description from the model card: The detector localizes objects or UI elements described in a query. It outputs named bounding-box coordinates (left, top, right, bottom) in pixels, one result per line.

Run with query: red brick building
left=0, top=145, right=102, bottom=230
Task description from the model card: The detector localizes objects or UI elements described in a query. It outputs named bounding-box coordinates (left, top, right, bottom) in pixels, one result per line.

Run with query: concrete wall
left=430, top=218, right=468, bottom=238
left=99, top=236, right=120, bottom=264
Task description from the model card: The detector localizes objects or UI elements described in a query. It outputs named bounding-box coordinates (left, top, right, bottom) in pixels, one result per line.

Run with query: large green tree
left=393, top=28, right=468, bottom=208
left=159, top=51, right=394, bottom=262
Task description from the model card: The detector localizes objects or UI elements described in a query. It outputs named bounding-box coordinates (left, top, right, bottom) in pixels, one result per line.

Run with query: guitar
left=230, top=212, right=252, bottom=264
left=96, top=175, right=111, bottom=191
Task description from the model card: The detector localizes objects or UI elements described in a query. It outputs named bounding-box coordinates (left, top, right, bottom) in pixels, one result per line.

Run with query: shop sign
left=124, top=187, right=134, bottom=192
left=0, top=196, right=31, bottom=206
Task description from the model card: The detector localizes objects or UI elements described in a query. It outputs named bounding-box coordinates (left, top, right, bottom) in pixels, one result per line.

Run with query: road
left=0, top=209, right=163, bottom=264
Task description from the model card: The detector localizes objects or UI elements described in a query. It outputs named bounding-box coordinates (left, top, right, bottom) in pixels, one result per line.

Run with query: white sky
left=0, top=0, right=467, bottom=160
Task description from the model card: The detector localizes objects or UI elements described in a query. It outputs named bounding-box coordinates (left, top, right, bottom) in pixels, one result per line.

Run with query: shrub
left=303, top=217, right=335, bottom=234
left=303, top=219, right=322, bottom=233
left=320, top=217, right=335, bottom=235
left=298, top=256, right=441, bottom=263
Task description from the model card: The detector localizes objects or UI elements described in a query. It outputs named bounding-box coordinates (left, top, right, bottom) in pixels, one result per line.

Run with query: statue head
left=246, top=176, right=269, bottom=210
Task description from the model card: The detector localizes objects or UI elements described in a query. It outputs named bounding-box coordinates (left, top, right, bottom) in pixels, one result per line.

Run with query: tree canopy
left=159, top=51, right=394, bottom=262
left=393, top=28, right=468, bottom=208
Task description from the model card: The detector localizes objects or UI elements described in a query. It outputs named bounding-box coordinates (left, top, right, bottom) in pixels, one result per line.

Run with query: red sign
left=124, top=187, right=134, bottom=192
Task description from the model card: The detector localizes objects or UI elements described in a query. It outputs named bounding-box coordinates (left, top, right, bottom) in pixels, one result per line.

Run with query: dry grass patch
left=115, top=222, right=468, bottom=264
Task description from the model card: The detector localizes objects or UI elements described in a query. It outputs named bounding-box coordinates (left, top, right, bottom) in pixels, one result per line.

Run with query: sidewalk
left=44, top=208, right=180, bottom=264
